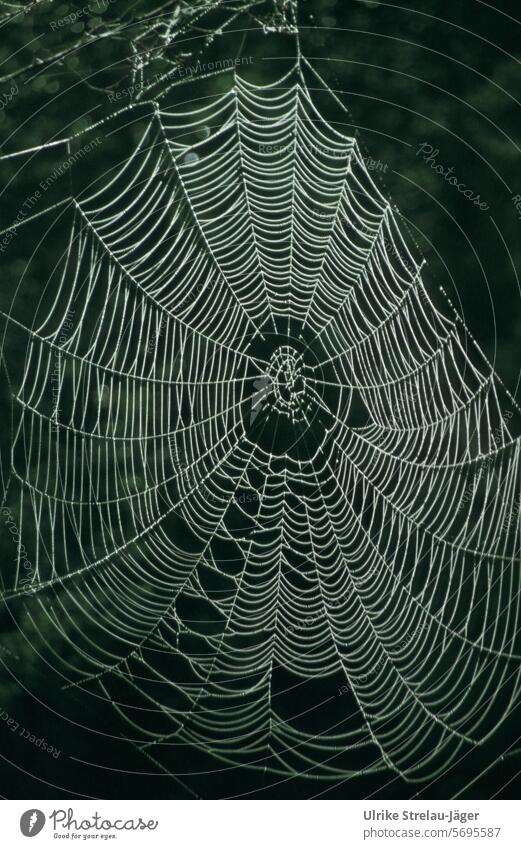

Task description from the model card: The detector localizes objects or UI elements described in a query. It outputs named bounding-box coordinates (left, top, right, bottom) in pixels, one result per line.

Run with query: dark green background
left=0, top=0, right=519, bottom=799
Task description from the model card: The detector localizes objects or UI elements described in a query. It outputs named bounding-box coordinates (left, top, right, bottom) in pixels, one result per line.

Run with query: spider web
left=1, top=58, right=520, bottom=791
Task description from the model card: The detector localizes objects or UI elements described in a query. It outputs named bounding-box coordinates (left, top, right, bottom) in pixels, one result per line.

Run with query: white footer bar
left=1, top=799, right=517, bottom=848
